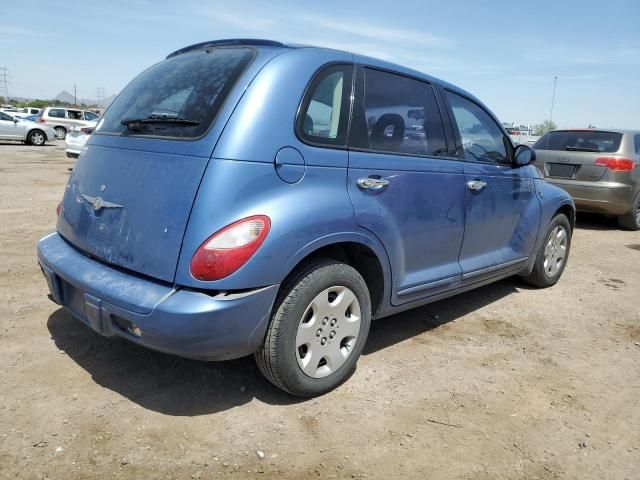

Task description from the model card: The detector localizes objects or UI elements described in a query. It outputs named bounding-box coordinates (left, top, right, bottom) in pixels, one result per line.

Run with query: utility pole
left=0, top=66, right=11, bottom=102
left=548, top=75, right=558, bottom=127
left=74, top=83, right=77, bottom=106
left=95, top=87, right=105, bottom=108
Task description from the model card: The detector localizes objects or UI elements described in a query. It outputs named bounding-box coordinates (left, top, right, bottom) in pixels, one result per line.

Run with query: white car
left=65, top=122, right=97, bottom=158
left=0, top=111, right=56, bottom=146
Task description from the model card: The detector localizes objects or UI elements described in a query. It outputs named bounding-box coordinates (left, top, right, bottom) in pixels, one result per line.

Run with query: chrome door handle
left=357, top=177, right=390, bottom=190
left=467, top=180, right=487, bottom=191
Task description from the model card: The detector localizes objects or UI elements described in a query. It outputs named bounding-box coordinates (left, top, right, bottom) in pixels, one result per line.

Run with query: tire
left=617, top=193, right=640, bottom=231
left=521, top=213, right=571, bottom=288
left=255, top=259, right=371, bottom=397
left=54, top=127, right=66, bottom=140
left=27, top=129, right=46, bottom=146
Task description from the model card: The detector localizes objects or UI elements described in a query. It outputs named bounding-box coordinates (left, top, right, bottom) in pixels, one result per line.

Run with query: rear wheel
left=617, top=193, right=640, bottom=231
left=54, top=127, right=66, bottom=140
left=255, top=259, right=371, bottom=397
left=521, top=213, right=571, bottom=288
left=27, top=130, right=46, bottom=146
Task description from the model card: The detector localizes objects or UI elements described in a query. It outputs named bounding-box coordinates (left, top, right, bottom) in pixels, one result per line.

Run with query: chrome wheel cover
left=543, top=225, right=568, bottom=277
left=31, top=132, right=44, bottom=145
left=295, top=286, right=361, bottom=379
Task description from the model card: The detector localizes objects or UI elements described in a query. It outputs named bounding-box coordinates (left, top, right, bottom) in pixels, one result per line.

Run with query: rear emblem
left=556, top=156, right=570, bottom=163
left=81, top=194, right=123, bottom=211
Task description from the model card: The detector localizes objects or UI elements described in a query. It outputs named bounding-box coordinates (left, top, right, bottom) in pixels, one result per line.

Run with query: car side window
left=445, top=90, right=509, bottom=164
left=350, top=68, right=447, bottom=157
left=0, top=112, right=13, bottom=121
left=49, top=109, right=64, bottom=118
left=297, top=64, right=353, bottom=146
left=635, top=135, right=640, bottom=155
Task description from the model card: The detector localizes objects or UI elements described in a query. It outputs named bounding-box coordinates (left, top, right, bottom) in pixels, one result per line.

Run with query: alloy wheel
left=543, top=225, right=568, bottom=277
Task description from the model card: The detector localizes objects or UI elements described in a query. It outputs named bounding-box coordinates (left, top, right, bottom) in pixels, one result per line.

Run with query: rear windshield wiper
left=121, top=115, right=200, bottom=128
left=565, top=146, right=600, bottom=152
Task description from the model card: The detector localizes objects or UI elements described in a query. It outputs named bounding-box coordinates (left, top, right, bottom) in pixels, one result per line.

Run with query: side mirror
left=512, top=144, right=535, bottom=167
left=13, top=118, right=18, bottom=124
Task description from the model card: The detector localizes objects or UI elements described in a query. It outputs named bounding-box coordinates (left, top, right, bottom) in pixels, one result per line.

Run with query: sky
left=1, top=0, right=638, bottom=129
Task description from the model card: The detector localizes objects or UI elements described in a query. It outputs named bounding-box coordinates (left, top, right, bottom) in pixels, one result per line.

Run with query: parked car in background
left=65, top=121, right=97, bottom=158
left=38, top=39, right=575, bottom=397
left=533, top=129, right=640, bottom=230
left=0, top=111, right=56, bottom=145
left=36, top=107, right=100, bottom=140
left=13, top=107, right=41, bottom=118
left=23, top=114, right=39, bottom=122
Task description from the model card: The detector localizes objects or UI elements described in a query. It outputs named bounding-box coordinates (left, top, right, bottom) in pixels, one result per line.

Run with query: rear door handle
left=357, top=177, right=390, bottom=190
left=467, top=180, right=487, bottom=191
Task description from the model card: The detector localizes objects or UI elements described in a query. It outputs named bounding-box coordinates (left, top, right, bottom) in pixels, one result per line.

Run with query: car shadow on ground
left=47, top=278, right=522, bottom=416
left=574, top=212, right=620, bottom=231
left=0, top=141, right=58, bottom=147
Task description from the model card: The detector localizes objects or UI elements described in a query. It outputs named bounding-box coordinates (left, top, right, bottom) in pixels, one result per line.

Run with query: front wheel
left=255, top=259, right=371, bottom=397
left=27, top=130, right=46, bottom=146
left=521, top=213, right=571, bottom=288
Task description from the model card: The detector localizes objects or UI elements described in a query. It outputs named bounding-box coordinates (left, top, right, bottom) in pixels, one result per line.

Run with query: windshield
left=97, top=47, right=255, bottom=138
left=534, top=130, right=622, bottom=153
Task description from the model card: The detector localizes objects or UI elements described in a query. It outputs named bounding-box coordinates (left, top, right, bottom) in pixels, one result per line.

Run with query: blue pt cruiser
left=38, top=39, right=574, bottom=396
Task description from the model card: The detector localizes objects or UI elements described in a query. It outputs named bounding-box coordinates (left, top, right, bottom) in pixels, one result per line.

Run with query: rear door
left=347, top=67, right=466, bottom=304
left=56, top=46, right=265, bottom=283
left=443, top=90, right=540, bottom=278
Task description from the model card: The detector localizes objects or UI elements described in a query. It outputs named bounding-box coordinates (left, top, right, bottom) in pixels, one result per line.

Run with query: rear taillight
left=594, top=157, right=635, bottom=171
left=190, top=215, right=271, bottom=281
left=37, top=118, right=45, bottom=123
left=56, top=201, right=62, bottom=216
left=80, top=127, right=94, bottom=135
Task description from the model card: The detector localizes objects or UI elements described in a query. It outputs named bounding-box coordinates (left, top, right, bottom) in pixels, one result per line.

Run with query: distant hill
left=54, top=90, right=117, bottom=107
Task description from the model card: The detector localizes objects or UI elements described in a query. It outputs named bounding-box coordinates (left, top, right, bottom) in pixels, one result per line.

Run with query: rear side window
left=533, top=130, right=622, bottom=153
left=634, top=135, right=640, bottom=154
left=48, top=109, right=65, bottom=118
left=350, top=68, right=447, bottom=157
left=97, top=47, right=255, bottom=138
left=297, top=64, right=353, bottom=146
left=445, top=91, right=508, bottom=164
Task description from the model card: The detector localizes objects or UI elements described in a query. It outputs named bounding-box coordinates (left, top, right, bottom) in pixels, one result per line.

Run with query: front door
left=443, top=90, right=541, bottom=280
left=348, top=67, right=466, bottom=305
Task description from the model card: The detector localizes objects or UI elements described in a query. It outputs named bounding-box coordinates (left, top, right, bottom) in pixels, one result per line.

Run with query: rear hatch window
left=533, top=130, right=622, bottom=153
left=96, top=47, right=255, bottom=139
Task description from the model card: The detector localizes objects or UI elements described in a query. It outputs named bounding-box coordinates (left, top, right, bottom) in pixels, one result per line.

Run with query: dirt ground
left=0, top=141, right=638, bottom=480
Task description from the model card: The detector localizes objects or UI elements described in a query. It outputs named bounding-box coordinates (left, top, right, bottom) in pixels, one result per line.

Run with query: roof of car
left=549, top=129, right=640, bottom=135
left=166, top=38, right=482, bottom=106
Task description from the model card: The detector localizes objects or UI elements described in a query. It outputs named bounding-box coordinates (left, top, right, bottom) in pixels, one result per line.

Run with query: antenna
left=0, top=66, right=11, bottom=100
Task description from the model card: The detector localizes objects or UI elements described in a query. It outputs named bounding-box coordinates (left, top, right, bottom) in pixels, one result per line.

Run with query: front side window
left=635, top=135, right=640, bottom=154
left=67, top=110, right=83, bottom=120
left=84, top=111, right=99, bottom=121
left=0, top=112, right=13, bottom=121
left=445, top=91, right=508, bottom=164
left=48, top=109, right=64, bottom=118
left=97, top=47, right=255, bottom=138
left=297, top=64, right=352, bottom=146
left=350, top=68, right=447, bottom=157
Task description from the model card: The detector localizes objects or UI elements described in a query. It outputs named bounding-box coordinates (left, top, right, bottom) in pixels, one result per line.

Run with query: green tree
left=533, top=120, right=557, bottom=136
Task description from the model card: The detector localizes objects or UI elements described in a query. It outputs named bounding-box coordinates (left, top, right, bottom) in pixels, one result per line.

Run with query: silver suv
left=533, top=129, right=640, bottom=230
left=36, top=107, right=100, bottom=140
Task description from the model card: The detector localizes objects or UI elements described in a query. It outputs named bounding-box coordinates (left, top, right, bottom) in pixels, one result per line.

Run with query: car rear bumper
left=546, top=179, right=635, bottom=215
left=37, top=232, right=279, bottom=361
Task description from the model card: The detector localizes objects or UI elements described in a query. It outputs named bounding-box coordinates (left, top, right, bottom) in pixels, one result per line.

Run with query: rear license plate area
left=548, top=163, right=576, bottom=178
